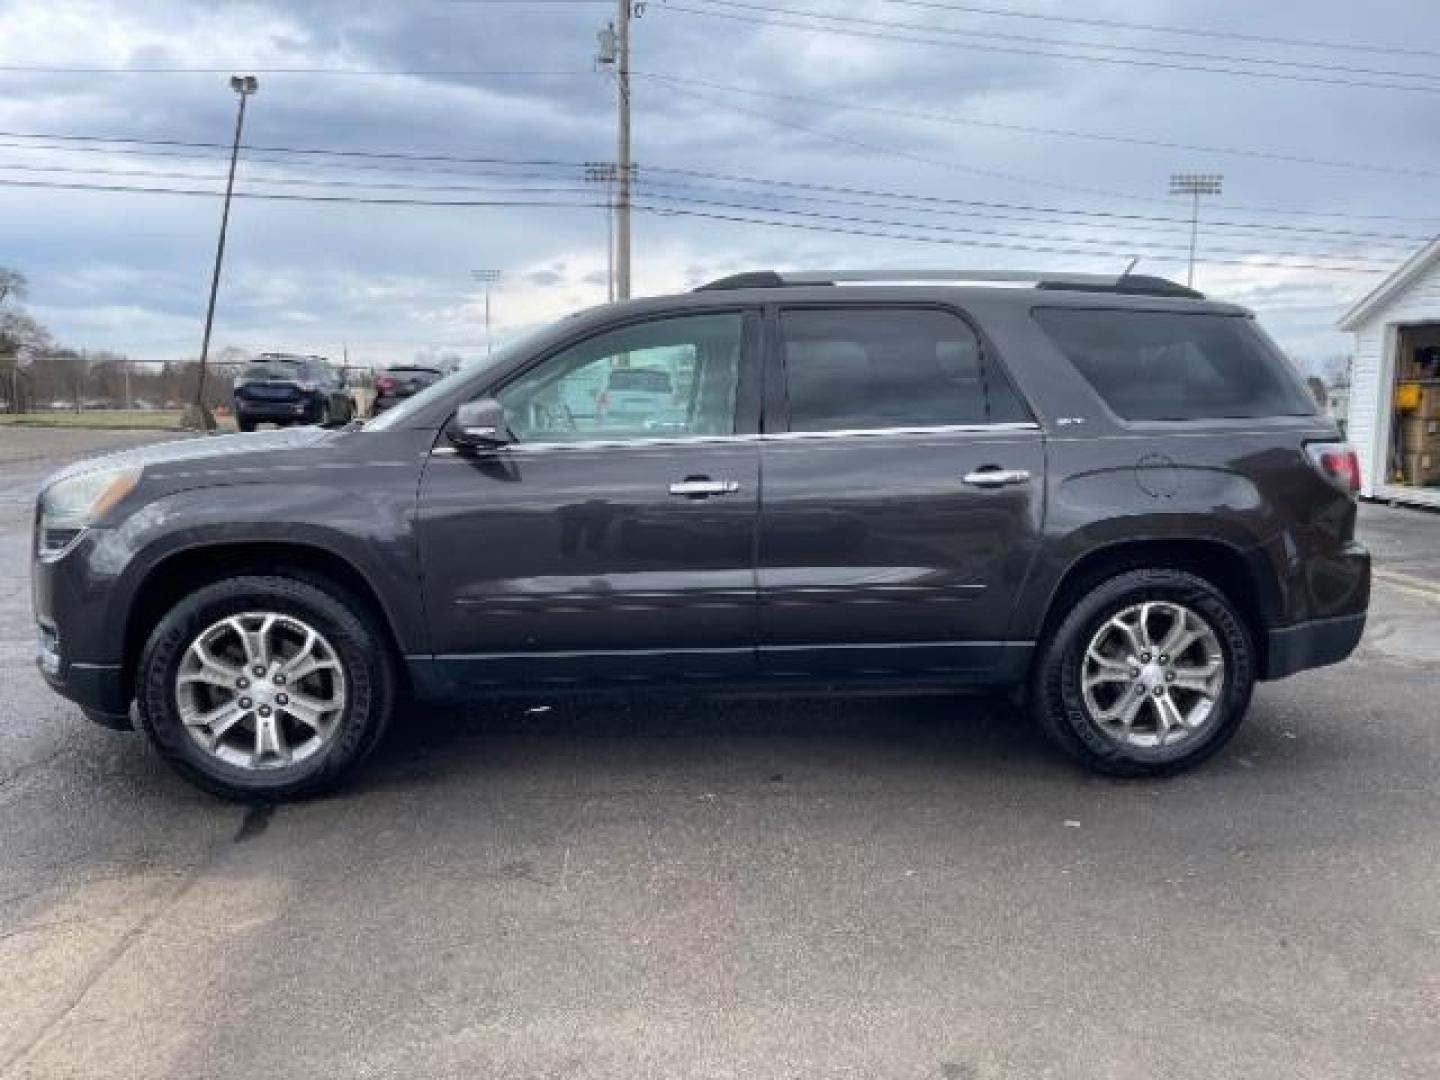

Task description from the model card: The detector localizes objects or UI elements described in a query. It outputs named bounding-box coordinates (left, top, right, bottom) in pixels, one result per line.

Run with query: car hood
left=41, top=427, right=335, bottom=490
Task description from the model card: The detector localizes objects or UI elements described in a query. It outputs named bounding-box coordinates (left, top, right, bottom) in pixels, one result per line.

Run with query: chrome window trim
left=430, top=421, right=1040, bottom=456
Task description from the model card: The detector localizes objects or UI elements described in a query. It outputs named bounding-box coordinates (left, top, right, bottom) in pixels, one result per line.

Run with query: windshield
left=364, top=329, right=549, bottom=431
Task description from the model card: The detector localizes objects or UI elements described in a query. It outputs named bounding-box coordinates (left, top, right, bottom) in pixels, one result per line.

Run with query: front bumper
left=38, top=655, right=132, bottom=728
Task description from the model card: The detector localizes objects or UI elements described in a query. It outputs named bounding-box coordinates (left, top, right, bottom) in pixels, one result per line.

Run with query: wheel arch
left=122, top=541, right=407, bottom=697
left=1035, top=537, right=1277, bottom=674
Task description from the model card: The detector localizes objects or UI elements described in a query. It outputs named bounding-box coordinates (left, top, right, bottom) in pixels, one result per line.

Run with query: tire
left=238, top=418, right=256, bottom=433
left=135, top=574, right=396, bottom=801
left=1031, top=568, right=1255, bottom=777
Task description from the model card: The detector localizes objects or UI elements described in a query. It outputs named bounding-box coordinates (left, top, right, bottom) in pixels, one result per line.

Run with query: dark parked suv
left=372, top=364, right=446, bottom=415
left=33, top=270, right=1369, bottom=800
left=233, top=353, right=354, bottom=431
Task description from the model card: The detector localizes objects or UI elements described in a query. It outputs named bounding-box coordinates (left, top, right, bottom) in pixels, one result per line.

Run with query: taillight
left=1305, top=442, right=1360, bottom=494
left=376, top=377, right=396, bottom=391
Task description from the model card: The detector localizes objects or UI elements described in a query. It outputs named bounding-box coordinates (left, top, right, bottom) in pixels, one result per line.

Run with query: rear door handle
left=668, top=478, right=741, bottom=498
left=962, top=467, right=1032, bottom=488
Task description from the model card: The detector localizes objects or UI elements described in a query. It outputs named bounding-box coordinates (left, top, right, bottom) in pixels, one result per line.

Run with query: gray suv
left=32, top=270, right=1370, bottom=800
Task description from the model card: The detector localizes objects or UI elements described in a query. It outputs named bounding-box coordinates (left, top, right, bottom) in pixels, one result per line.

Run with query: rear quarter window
left=1032, top=308, right=1316, bottom=422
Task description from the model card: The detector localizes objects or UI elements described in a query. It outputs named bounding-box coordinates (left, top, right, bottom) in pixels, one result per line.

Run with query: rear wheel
left=237, top=418, right=256, bottom=432
left=1032, top=568, right=1254, bottom=776
left=136, top=574, right=396, bottom=800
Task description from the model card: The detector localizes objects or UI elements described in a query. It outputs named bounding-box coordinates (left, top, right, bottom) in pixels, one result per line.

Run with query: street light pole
left=1168, top=172, right=1223, bottom=289
left=191, top=74, right=258, bottom=431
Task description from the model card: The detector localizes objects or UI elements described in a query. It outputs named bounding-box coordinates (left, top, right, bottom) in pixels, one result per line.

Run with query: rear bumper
left=1261, top=612, right=1367, bottom=681
left=234, top=394, right=320, bottom=421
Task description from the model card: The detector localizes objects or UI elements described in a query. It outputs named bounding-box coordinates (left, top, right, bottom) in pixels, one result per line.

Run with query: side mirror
left=448, top=397, right=511, bottom=451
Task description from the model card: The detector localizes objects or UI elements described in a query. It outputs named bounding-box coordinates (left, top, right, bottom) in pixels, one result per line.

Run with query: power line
left=634, top=76, right=1440, bottom=226
left=635, top=203, right=1389, bottom=274
left=0, top=175, right=603, bottom=208
left=6, top=124, right=1439, bottom=230
left=0, top=65, right=593, bottom=77
left=659, top=2, right=1440, bottom=95
left=639, top=70, right=1440, bottom=182
left=630, top=189, right=1397, bottom=267
left=1, top=157, right=1413, bottom=259
left=876, top=0, right=1440, bottom=62
left=3, top=153, right=1422, bottom=255
left=678, top=0, right=1440, bottom=86
left=0, top=172, right=1395, bottom=272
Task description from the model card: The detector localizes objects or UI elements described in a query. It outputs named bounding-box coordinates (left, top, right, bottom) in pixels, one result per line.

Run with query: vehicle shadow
left=351, top=690, right=1063, bottom=796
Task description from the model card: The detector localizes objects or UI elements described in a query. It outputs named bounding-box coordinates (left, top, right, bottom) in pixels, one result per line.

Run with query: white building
left=1337, top=238, right=1440, bottom=508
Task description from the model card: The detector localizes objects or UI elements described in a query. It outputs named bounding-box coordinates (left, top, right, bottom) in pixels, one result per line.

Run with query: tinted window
left=498, top=312, right=742, bottom=441
left=778, top=308, right=1029, bottom=432
left=607, top=368, right=673, bottom=393
left=240, top=361, right=298, bottom=382
left=1033, top=308, right=1316, bottom=421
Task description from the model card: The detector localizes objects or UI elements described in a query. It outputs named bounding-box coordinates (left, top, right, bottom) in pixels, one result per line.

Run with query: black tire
left=1031, top=568, right=1255, bottom=777
left=135, top=574, right=396, bottom=801
left=238, top=418, right=256, bottom=432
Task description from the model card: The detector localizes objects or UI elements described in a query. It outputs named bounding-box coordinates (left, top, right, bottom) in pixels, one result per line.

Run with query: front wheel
left=1032, top=568, right=1255, bottom=777
left=136, top=574, right=396, bottom=800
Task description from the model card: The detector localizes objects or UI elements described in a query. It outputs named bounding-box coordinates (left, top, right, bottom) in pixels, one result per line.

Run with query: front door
left=757, top=304, right=1046, bottom=681
left=418, top=309, right=761, bottom=688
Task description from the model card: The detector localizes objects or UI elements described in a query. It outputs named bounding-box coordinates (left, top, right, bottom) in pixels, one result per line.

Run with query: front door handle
left=962, top=467, right=1032, bottom=488
left=668, top=478, right=741, bottom=498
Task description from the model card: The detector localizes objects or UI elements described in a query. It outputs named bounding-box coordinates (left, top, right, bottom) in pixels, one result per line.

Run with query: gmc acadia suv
left=32, top=270, right=1370, bottom=800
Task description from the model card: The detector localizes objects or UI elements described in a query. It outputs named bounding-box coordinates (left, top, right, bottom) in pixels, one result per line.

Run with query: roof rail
left=693, top=269, right=1203, bottom=299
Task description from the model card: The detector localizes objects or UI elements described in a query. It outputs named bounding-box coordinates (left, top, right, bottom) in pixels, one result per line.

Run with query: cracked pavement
left=1, top=427, right=1438, bottom=1079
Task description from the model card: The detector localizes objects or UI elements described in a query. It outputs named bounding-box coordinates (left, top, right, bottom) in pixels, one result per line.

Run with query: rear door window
left=776, top=307, right=1030, bottom=431
left=1032, top=308, right=1316, bottom=421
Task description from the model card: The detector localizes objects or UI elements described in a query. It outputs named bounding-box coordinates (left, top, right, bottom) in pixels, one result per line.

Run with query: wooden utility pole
left=615, top=0, right=632, bottom=300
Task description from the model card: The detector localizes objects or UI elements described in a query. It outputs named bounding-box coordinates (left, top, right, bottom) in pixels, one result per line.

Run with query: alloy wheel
left=174, top=612, right=347, bottom=769
left=1080, top=600, right=1226, bottom=750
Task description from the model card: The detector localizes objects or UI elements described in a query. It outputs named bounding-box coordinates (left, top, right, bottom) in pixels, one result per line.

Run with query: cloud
left=1, top=0, right=1433, bottom=370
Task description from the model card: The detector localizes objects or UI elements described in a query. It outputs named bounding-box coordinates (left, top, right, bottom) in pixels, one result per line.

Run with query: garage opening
left=1389, top=324, right=1440, bottom=490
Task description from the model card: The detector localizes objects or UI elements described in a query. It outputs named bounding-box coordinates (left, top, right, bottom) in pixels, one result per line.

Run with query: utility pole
left=1168, top=172, right=1223, bottom=289
left=615, top=0, right=633, bottom=300
left=190, top=74, right=258, bottom=431
left=597, top=4, right=634, bottom=299
left=471, top=270, right=501, bottom=357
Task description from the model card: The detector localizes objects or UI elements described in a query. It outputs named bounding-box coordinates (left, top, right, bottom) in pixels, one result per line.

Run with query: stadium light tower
left=1169, top=172, right=1223, bottom=289
left=471, top=270, right=502, bottom=357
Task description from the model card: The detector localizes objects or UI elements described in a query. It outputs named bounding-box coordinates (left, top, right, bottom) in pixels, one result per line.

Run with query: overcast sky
left=0, top=0, right=1435, bottom=370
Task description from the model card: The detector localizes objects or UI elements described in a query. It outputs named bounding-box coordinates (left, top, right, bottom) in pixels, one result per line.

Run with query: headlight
left=37, top=466, right=141, bottom=558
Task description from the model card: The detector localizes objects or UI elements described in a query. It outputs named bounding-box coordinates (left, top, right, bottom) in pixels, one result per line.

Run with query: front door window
left=497, top=312, right=743, bottom=441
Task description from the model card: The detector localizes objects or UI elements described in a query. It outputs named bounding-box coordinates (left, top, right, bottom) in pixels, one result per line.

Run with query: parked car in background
left=233, top=353, right=353, bottom=431
left=371, top=364, right=445, bottom=416
left=598, top=366, right=677, bottom=430
left=32, top=269, right=1368, bottom=800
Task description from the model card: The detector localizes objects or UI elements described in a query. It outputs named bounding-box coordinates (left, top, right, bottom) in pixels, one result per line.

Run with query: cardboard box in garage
left=1401, top=451, right=1440, bottom=487
left=1400, top=415, right=1440, bottom=453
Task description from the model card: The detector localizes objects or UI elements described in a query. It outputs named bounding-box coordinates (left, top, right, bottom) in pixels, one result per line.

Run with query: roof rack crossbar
left=694, top=269, right=1203, bottom=299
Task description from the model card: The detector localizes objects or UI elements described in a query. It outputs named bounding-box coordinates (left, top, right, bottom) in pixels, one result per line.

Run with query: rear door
left=757, top=304, right=1046, bottom=681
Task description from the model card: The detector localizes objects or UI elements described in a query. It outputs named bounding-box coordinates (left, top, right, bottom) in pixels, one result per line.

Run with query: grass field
left=0, top=410, right=237, bottom=431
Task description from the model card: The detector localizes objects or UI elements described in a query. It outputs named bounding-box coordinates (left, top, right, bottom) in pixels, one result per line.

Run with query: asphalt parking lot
left=2, top=427, right=1438, bottom=1080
